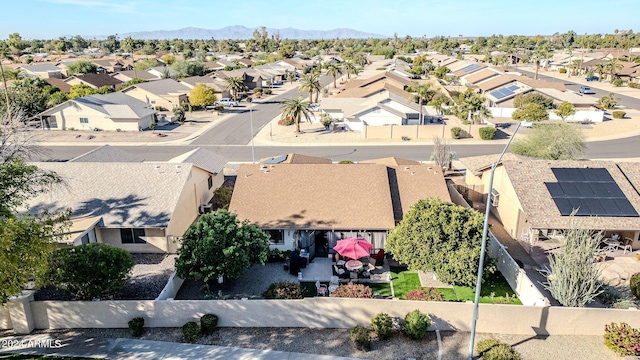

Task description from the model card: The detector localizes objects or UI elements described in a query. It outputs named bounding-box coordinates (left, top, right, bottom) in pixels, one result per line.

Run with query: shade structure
left=333, top=238, right=372, bottom=260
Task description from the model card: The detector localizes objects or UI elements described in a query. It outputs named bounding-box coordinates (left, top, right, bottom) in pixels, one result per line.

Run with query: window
left=79, top=117, right=89, bottom=124
left=207, top=175, right=213, bottom=190
left=120, top=228, right=146, bottom=244
left=491, top=189, right=500, bottom=206
left=265, top=230, right=284, bottom=245
left=81, top=234, right=89, bottom=245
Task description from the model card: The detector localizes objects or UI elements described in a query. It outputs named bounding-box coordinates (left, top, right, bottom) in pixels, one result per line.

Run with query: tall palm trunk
left=308, top=91, right=312, bottom=103
left=534, top=61, right=540, bottom=80
left=418, top=98, right=423, bottom=125
left=0, top=64, right=11, bottom=125
left=333, top=75, right=336, bottom=88
left=295, top=114, right=301, bottom=133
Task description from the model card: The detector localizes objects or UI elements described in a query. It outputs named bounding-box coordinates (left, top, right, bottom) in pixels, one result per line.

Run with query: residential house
left=146, top=66, right=181, bottom=79
left=37, top=92, right=156, bottom=131
left=111, top=70, right=160, bottom=83
left=64, top=73, right=123, bottom=91
left=229, top=156, right=450, bottom=256
left=179, top=76, right=230, bottom=98
left=215, top=69, right=265, bottom=90
left=461, top=67, right=502, bottom=86
left=121, top=78, right=190, bottom=110
left=91, top=59, right=130, bottom=73
left=29, top=147, right=228, bottom=253
left=460, top=154, right=640, bottom=251
left=16, top=64, right=63, bottom=79
left=336, top=71, right=413, bottom=97
left=45, top=78, right=72, bottom=93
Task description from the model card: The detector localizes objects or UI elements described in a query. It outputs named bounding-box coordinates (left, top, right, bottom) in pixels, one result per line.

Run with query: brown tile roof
left=464, top=68, right=501, bottom=84
left=259, top=153, right=332, bottom=164
left=477, top=75, right=518, bottom=92
left=459, top=153, right=529, bottom=176
left=392, top=164, right=451, bottom=216
left=502, top=160, right=640, bottom=230
left=334, top=81, right=387, bottom=98
left=45, top=77, right=72, bottom=93
left=68, top=73, right=123, bottom=88
left=362, top=157, right=420, bottom=167
left=229, top=164, right=397, bottom=230
left=516, top=77, right=567, bottom=92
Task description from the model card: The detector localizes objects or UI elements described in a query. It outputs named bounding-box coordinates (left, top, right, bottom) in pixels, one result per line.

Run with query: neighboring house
left=37, top=92, right=157, bottom=131
left=215, top=69, right=265, bottom=90
left=29, top=147, right=228, bottom=253
left=179, top=76, right=230, bottom=98
left=121, top=78, right=190, bottom=110
left=462, top=67, right=502, bottom=86
left=64, top=73, right=123, bottom=90
left=91, top=59, right=130, bottom=73
left=111, top=70, right=160, bottom=83
left=461, top=154, right=640, bottom=251
left=229, top=156, right=450, bottom=256
left=16, top=64, right=63, bottom=79
left=45, top=77, right=72, bottom=93
left=338, top=71, right=414, bottom=97
left=146, top=66, right=181, bottom=79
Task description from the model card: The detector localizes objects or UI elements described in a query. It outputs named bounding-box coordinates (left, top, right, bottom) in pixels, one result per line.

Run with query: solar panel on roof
left=545, top=167, right=639, bottom=217
left=461, top=63, right=480, bottom=73
left=506, top=85, right=519, bottom=91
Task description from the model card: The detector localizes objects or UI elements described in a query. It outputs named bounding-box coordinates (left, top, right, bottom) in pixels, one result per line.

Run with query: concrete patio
left=300, top=257, right=392, bottom=284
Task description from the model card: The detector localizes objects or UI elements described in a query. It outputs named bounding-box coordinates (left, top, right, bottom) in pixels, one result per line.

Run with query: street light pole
left=467, top=122, right=522, bottom=360
left=248, top=97, right=255, bottom=164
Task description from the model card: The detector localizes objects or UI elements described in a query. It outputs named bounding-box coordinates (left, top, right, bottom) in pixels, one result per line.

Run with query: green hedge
left=479, top=126, right=497, bottom=140
left=451, top=126, right=462, bottom=139
left=612, top=111, right=626, bottom=119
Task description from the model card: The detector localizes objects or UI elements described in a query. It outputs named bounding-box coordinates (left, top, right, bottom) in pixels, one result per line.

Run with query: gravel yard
left=9, top=327, right=619, bottom=360
left=35, top=253, right=176, bottom=300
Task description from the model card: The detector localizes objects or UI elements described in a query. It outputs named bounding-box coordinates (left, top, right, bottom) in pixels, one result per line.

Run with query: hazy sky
left=3, top=0, right=639, bottom=39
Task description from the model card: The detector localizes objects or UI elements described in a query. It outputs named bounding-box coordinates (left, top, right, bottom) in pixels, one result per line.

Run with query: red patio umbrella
left=333, top=237, right=372, bottom=260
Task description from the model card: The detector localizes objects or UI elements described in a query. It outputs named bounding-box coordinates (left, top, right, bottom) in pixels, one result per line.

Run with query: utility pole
left=248, top=97, right=255, bottom=164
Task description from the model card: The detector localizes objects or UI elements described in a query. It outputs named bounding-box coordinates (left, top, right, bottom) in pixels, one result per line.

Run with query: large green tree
left=281, top=96, right=312, bottom=134
left=512, top=102, right=549, bottom=122
left=511, top=123, right=585, bottom=160
left=553, top=101, right=576, bottom=121
left=513, top=93, right=554, bottom=109
left=0, top=121, right=69, bottom=304
left=189, top=83, right=217, bottom=108
left=386, top=197, right=494, bottom=286
left=66, top=61, right=97, bottom=76
left=175, top=210, right=269, bottom=284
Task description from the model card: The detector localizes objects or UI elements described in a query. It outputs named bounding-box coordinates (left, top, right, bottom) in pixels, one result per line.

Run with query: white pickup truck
left=215, top=98, right=240, bottom=107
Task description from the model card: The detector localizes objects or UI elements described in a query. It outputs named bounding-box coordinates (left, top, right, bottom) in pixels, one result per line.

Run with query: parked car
left=585, top=75, right=599, bottom=81
left=520, top=121, right=533, bottom=128
left=309, top=103, right=321, bottom=112
left=579, top=86, right=595, bottom=94
left=215, top=98, right=239, bottom=107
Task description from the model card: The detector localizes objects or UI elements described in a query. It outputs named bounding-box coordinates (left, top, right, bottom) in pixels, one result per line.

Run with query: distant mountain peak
left=115, top=26, right=387, bottom=40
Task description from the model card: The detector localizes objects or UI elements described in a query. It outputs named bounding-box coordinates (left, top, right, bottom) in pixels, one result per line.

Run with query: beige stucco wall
left=164, top=168, right=222, bottom=253
left=13, top=298, right=638, bottom=336
left=363, top=124, right=448, bottom=139
left=65, top=77, right=98, bottom=89
left=123, top=87, right=183, bottom=111
left=0, top=303, right=12, bottom=329
left=45, top=102, right=149, bottom=131
left=98, top=227, right=168, bottom=253
left=478, top=166, right=526, bottom=238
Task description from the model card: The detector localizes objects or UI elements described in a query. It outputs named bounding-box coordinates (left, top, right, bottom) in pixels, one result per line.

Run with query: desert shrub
left=612, top=111, right=626, bottom=119
left=211, top=186, right=233, bottom=210
left=266, top=248, right=289, bottom=263
left=350, top=325, right=371, bottom=351
left=338, top=160, right=354, bottom=164
left=213, top=105, right=224, bottom=111
left=47, top=243, right=134, bottom=300
left=629, top=82, right=640, bottom=89
left=558, top=68, right=567, bottom=73
left=371, top=313, right=393, bottom=340
left=631, top=273, right=640, bottom=299
left=253, top=87, right=263, bottom=94
left=320, top=113, right=333, bottom=129
left=604, top=322, right=640, bottom=356
left=403, top=310, right=430, bottom=340
left=613, top=79, right=624, bottom=87
left=405, top=287, right=444, bottom=301
left=278, top=116, right=294, bottom=126
left=173, top=107, right=186, bottom=123
left=451, top=126, right=462, bottom=139
left=128, top=317, right=144, bottom=337
left=332, top=282, right=373, bottom=298
left=262, top=281, right=306, bottom=299
left=182, top=321, right=200, bottom=343
left=477, top=338, right=522, bottom=359
left=479, top=126, right=497, bottom=140
left=401, top=136, right=411, bottom=141
left=200, top=314, right=218, bottom=334
left=264, top=89, right=272, bottom=95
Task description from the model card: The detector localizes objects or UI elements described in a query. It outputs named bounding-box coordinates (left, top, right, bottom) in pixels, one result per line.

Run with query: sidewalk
left=0, top=334, right=361, bottom=360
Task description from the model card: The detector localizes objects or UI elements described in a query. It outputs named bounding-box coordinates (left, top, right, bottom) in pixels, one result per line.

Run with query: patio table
left=604, top=239, right=620, bottom=252
left=345, top=260, right=363, bottom=272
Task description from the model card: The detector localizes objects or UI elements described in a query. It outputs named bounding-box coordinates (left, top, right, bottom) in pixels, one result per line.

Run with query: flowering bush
left=604, top=322, right=640, bottom=356
left=278, top=116, right=294, bottom=126
left=405, top=287, right=444, bottom=301
left=332, top=282, right=373, bottom=298
left=262, top=281, right=306, bottom=299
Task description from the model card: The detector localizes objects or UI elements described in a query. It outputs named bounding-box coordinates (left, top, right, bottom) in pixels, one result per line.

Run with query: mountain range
left=110, top=26, right=387, bottom=40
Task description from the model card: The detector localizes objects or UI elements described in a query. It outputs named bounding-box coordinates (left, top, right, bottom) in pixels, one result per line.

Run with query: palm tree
left=298, top=74, right=320, bottom=103
left=532, top=45, right=550, bottom=80
left=605, top=58, right=623, bottom=83
left=224, top=76, right=246, bottom=101
left=281, top=96, right=311, bottom=134
left=342, top=62, right=357, bottom=79
left=353, top=53, right=368, bottom=67
left=325, top=64, right=340, bottom=88
left=409, top=82, right=436, bottom=125
left=595, top=63, right=607, bottom=82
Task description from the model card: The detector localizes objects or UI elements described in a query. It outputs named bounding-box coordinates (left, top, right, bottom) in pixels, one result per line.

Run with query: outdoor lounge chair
left=316, top=281, right=327, bottom=296
left=371, top=249, right=385, bottom=266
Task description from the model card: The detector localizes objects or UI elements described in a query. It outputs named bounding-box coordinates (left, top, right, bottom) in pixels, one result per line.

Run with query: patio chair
left=366, top=257, right=377, bottom=271
left=315, top=281, right=327, bottom=297
left=333, top=265, right=345, bottom=276
left=621, top=237, right=633, bottom=254
left=329, top=276, right=339, bottom=286
left=371, top=249, right=385, bottom=266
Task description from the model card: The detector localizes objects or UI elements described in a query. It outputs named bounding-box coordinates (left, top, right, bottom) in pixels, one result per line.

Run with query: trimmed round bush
left=371, top=313, right=392, bottom=340
left=338, top=160, right=354, bottom=164
left=262, top=281, right=305, bottom=299
left=477, top=339, right=522, bottom=360
left=630, top=273, right=640, bottom=299
left=278, top=116, right=294, bottom=126
left=200, top=314, right=218, bottom=334
left=403, top=310, right=430, bottom=340
left=350, top=325, right=371, bottom=351
left=128, top=317, right=144, bottom=337
left=264, top=89, right=272, bottom=95
left=405, top=287, right=444, bottom=301
left=47, top=243, right=134, bottom=300
left=613, top=79, right=624, bottom=87
left=612, top=111, right=626, bottom=119
left=558, top=68, right=567, bottom=74
left=332, top=282, right=373, bottom=298
left=479, top=126, right=497, bottom=140
left=182, top=321, right=200, bottom=343
left=451, top=126, right=462, bottom=139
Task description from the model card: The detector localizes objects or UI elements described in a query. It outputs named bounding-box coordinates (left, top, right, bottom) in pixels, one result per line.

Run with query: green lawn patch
left=390, top=271, right=421, bottom=299
left=369, top=283, right=392, bottom=297
left=435, top=272, right=522, bottom=305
